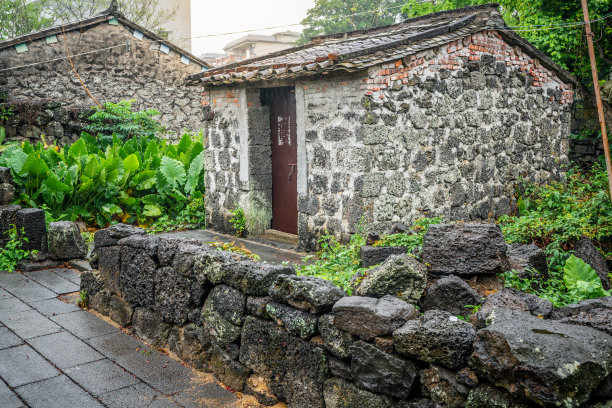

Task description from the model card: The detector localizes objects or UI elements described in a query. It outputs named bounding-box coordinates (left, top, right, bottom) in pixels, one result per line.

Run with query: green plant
left=0, top=225, right=36, bottom=272
left=208, top=240, right=260, bottom=260
left=377, top=217, right=444, bottom=254
left=148, top=197, right=206, bottom=233
left=77, top=289, right=88, bottom=308
left=245, top=197, right=272, bottom=236
left=564, top=255, right=610, bottom=300
left=229, top=205, right=246, bottom=237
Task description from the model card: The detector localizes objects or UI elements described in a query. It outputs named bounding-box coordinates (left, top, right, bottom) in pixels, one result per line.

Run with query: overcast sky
left=190, top=0, right=315, bottom=56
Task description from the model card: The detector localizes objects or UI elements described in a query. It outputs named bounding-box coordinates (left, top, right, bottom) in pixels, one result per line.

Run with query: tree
left=298, top=0, right=406, bottom=44
left=0, top=0, right=54, bottom=40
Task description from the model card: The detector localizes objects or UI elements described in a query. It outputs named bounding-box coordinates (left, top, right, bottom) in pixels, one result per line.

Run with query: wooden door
left=268, top=87, right=298, bottom=235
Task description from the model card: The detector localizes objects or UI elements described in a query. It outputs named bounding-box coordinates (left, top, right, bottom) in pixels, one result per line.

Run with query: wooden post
left=581, top=0, right=612, bottom=200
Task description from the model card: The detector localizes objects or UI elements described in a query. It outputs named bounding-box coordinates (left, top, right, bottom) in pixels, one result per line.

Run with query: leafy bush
left=230, top=205, right=246, bottom=237
left=0, top=131, right=205, bottom=228
left=377, top=217, right=443, bottom=253
left=0, top=225, right=36, bottom=272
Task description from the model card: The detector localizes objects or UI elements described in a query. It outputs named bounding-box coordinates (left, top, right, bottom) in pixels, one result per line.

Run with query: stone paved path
left=0, top=269, right=244, bottom=408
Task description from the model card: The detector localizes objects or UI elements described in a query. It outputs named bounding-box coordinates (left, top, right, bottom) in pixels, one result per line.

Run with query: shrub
left=0, top=225, right=35, bottom=272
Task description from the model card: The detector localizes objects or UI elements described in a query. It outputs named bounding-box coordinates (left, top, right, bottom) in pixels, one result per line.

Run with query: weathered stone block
left=109, top=294, right=134, bottom=327
left=0, top=204, right=22, bottom=246
left=246, top=296, right=270, bottom=319
left=393, top=310, right=476, bottom=370
left=201, top=292, right=242, bottom=347
left=154, top=266, right=192, bottom=325
left=211, top=346, right=251, bottom=391
left=420, top=275, right=483, bottom=316
left=332, top=295, right=418, bottom=340
left=318, top=314, right=353, bottom=358
left=96, top=245, right=121, bottom=294
left=0, top=167, right=12, bottom=184
left=266, top=301, right=318, bottom=339
left=422, top=223, right=509, bottom=276
left=360, top=245, right=406, bottom=268
left=421, top=365, right=469, bottom=408
left=47, top=221, right=87, bottom=260
left=476, top=289, right=529, bottom=327
left=94, top=223, right=145, bottom=248
left=16, top=208, right=47, bottom=256
left=119, top=246, right=156, bottom=308
left=574, top=237, right=611, bottom=290
left=131, top=307, right=171, bottom=347
left=207, top=285, right=247, bottom=325
left=0, top=183, right=14, bottom=206
left=350, top=340, right=417, bottom=398
left=239, top=316, right=329, bottom=408
left=323, top=377, right=392, bottom=408
left=507, top=243, right=548, bottom=280
left=465, top=384, right=529, bottom=408
left=269, top=275, right=345, bottom=314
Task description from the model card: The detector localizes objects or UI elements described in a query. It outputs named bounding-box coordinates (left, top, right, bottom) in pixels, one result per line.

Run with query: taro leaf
left=131, top=170, right=156, bottom=190
left=123, top=154, right=139, bottom=173
left=564, top=255, right=609, bottom=298
left=143, top=204, right=162, bottom=217
left=6, top=149, right=28, bottom=174
left=185, top=151, right=205, bottom=195
left=159, top=156, right=186, bottom=193
left=68, top=138, right=88, bottom=159
left=141, top=194, right=165, bottom=206
left=21, top=154, right=49, bottom=177
left=44, top=173, right=71, bottom=192
left=177, top=133, right=192, bottom=155
left=101, top=204, right=122, bottom=215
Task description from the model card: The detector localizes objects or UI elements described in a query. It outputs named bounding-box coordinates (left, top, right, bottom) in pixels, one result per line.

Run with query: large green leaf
left=21, top=154, right=49, bottom=177
left=564, top=255, right=609, bottom=298
left=143, top=204, right=162, bottom=217
left=44, top=173, right=72, bottom=193
left=176, top=133, right=192, bottom=155
left=130, top=170, right=156, bottom=190
left=159, top=156, right=186, bottom=192
left=6, top=149, right=28, bottom=174
left=123, top=154, right=140, bottom=173
left=68, top=138, right=88, bottom=160
left=185, top=151, right=205, bottom=195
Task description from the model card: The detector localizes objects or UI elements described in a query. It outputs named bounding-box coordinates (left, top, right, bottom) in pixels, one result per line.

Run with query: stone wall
left=84, top=223, right=612, bottom=408
left=201, top=30, right=573, bottom=250
left=569, top=138, right=605, bottom=169
left=0, top=19, right=207, bottom=144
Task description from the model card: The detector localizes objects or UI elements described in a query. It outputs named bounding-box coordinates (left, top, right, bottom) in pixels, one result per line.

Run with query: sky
left=190, top=0, right=316, bottom=56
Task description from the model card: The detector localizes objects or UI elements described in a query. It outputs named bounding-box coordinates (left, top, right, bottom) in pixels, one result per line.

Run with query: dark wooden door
left=269, top=87, right=298, bottom=234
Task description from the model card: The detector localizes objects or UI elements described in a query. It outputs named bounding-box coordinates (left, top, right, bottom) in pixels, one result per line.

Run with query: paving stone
left=0, top=297, right=31, bottom=314
left=29, top=297, right=80, bottom=317
left=0, top=287, right=13, bottom=300
left=99, top=383, right=179, bottom=408
left=51, top=268, right=81, bottom=285
left=0, top=276, right=57, bottom=301
left=86, top=330, right=145, bottom=360
left=0, top=326, right=23, bottom=350
left=0, top=344, right=59, bottom=387
left=0, top=379, right=24, bottom=408
left=25, top=270, right=80, bottom=294
left=171, top=382, right=240, bottom=408
left=50, top=310, right=116, bottom=339
left=15, top=374, right=103, bottom=408
left=27, top=331, right=103, bottom=369
left=65, top=358, right=140, bottom=396
left=0, top=309, right=62, bottom=339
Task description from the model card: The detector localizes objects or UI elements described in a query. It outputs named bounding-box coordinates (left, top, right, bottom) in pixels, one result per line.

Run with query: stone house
left=187, top=4, right=577, bottom=250
left=0, top=2, right=209, bottom=145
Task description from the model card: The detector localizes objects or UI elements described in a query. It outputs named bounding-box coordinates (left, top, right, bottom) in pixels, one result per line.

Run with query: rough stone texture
left=420, top=275, right=483, bottom=316
left=0, top=20, right=206, bottom=145
left=507, top=243, right=548, bottom=280
left=318, top=314, right=353, bottom=358
left=200, top=291, right=242, bottom=347
left=207, top=285, right=246, bottom=325
left=393, top=310, right=476, bottom=370
left=0, top=167, right=12, bottom=184
left=245, top=296, right=270, bottom=319
left=332, top=295, right=418, bottom=340
left=80, top=270, right=103, bottom=297
left=265, top=301, right=318, bottom=340
left=269, top=275, right=345, bottom=314
left=96, top=246, right=121, bottom=295
left=154, top=266, right=193, bottom=325
left=465, top=384, right=530, bottom=408
left=67, top=259, right=92, bottom=272
left=469, top=308, right=612, bottom=407
left=574, top=237, right=611, bottom=290
left=0, top=183, right=14, bottom=206
left=203, top=31, right=573, bottom=250
left=47, top=221, right=87, bottom=260
left=244, top=375, right=282, bottom=407
left=506, top=288, right=553, bottom=317
left=16, top=208, right=47, bottom=257
left=323, top=377, right=392, bottom=408
left=131, top=307, right=170, bottom=346
left=360, top=245, right=406, bottom=268
left=476, top=289, right=530, bottom=327
left=119, top=245, right=156, bottom=308
left=94, top=224, right=145, bottom=248
left=0, top=204, right=22, bottom=246
left=422, top=223, right=509, bottom=276
left=421, top=365, right=469, bottom=408
left=210, top=346, right=250, bottom=391
left=16, top=258, right=61, bottom=272
left=239, top=316, right=329, bottom=408
left=552, top=297, right=612, bottom=335
left=353, top=254, right=427, bottom=303
left=350, top=340, right=417, bottom=398
left=109, top=294, right=134, bottom=327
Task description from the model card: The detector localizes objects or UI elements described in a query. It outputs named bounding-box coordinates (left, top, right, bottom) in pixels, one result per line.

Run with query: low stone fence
left=83, top=223, right=612, bottom=408
left=569, top=138, right=605, bottom=169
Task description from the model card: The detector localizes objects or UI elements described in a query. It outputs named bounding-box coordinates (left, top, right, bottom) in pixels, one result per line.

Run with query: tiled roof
left=187, top=3, right=575, bottom=87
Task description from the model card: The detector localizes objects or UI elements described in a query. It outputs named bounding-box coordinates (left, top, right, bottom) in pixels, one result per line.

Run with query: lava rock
left=476, top=289, right=529, bottom=328
left=350, top=340, right=417, bottom=398
left=211, top=346, right=251, bottom=391
left=465, top=384, right=530, bottom=408
left=239, top=316, right=329, bottom=408
left=201, top=291, right=242, bottom=347
left=16, top=208, right=47, bottom=257
left=420, top=275, right=483, bottom=316
left=574, top=237, right=611, bottom=290
left=0, top=204, right=22, bottom=246
left=387, top=222, right=407, bottom=235
left=507, top=243, right=548, bottom=280
left=323, top=377, right=393, bottom=408
left=396, top=399, right=444, bottom=408
left=360, top=245, right=406, bottom=268
left=80, top=270, right=103, bottom=297
left=0, top=183, right=14, bottom=206
left=393, top=310, right=476, bottom=370
left=174, top=324, right=213, bottom=370
left=0, top=167, right=12, bottom=184
left=269, top=274, right=345, bottom=314
left=109, top=294, right=133, bottom=327
left=422, top=223, right=509, bottom=276
left=366, top=231, right=381, bottom=246
left=551, top=297, right=612, bottom=319
left=421, top=365, right=469, bottom=408
left=157, top=237, right=205, bottom=267
left=47, top=221, right=87, bottom=260
left=246, top=296, right=270, bottom=319
left=131, top=307, right=171, bottom=347
left=266, top=301, right=318, bottom=339
left=456, top=367, right=479, bottom=387
left=119, top=246, right=156, bottom=308
left=329, top=358, right=352, bottom=381
left=154, top=267, right=193, bottom=325
left=318, top=314, right=353, bottom=358
left=353, top=254, right=427, bottom=303
left=552, top=297, right=612, bottom=335
left=506, top=288, right=553, bottom=317
left=208, top=285, right=247, bottom=325
left=67, top=259, right=92, bottom=272
left=333, top=295, right=418, bottom=340
left=96, top=246, right=121, bottom=295
left=16, top=259, right=61, bottom=272
left=469, top=308, right=612, bottom=407
left=94, top=223, right=145, bottom=248
left=244, top=375, right=282, bottom=407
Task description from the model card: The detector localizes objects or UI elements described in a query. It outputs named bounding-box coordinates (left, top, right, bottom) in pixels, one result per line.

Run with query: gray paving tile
left=0, top=326, right=23, bottom=350
left=0, top=309, right=62, bottom=339
left=86, top=330, right=145, bottom=360
left=24, top=270, right=80, bottom=295
left=0, top=287, right=13, bottom=300
left=16, top=374, right=103, bottom=408
left=27, top=331, right=103, bottom=369
left=171, top=382, right=240, bottom=408
left=65, top=359, right=140, bottom=397
left=50, top=310, right=116, bottom=339
left=0, top=379, right=24, bottom=408
left=29, top=297, right=81, bottom=317
left=0, top=297, right=31, bottom=314
left=0, top=344, right=59, bottom=387
left=99, top=383, right=178, bottom=408
left=50, top=268, right=81, bottom=285
left=0, top=272, right=29, bottom=287
left=0, top=276, right=57, bottom=301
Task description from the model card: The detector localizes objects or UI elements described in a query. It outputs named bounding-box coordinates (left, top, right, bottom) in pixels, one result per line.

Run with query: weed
left=0, top=225, right=36, bottom=272
left=77, top=290, right=88, bottom=308
left=229, top=205, right=246, bottom=237
left=208, top=240, right=260, bottom=260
